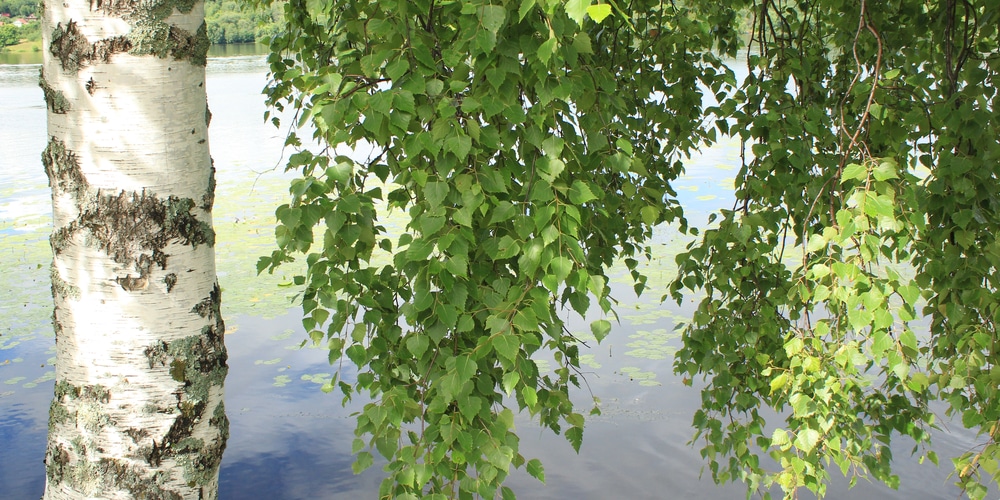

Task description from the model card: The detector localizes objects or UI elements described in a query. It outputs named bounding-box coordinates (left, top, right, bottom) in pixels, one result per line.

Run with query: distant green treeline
left=0, top=0, right=284, bottom=45
left=206, top=0, right=284, bottom=44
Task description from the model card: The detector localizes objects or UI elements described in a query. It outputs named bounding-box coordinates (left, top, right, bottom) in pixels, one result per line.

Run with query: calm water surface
left=0, top=51, right=978, bottom=499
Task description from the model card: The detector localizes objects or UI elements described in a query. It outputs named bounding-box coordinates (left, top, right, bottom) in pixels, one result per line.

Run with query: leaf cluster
left=254, top=0, right=742, bottom=497
left=672, top=1, right=1000, bottom=498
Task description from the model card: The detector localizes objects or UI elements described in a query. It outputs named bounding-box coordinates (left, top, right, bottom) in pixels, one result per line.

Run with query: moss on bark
left=50, top=264, right=80, bottom=300
left=42, top=137, right=87, bottom=201
left=45, top=441, right=185, bottom=500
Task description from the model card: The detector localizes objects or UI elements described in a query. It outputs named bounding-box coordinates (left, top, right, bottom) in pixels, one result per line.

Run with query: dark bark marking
left=201, top=161, right=216, bottom=211
left=164, top=272, right=177, bottom=292
left=50, top=20, right=131, bottom=73
left=55, top=189, right=214, bottom=286
left=39, top=70, right=70, bottom=113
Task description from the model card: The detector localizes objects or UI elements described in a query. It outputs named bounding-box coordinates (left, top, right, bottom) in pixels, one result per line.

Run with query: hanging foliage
left=672, top=1, right=1000, bottom=499
left=255, top=0, right=739, bottom=497
left=257, top=0, right=1000, bottom=498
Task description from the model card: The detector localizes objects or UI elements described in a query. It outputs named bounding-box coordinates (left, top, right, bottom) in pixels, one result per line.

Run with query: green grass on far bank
left=1, top=39, right=40, bottom=53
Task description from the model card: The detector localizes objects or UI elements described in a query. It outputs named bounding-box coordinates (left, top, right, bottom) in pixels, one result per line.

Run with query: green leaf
left=406, top=237, right=435, bottom=261
left=873, top=160, right=898, bottom=181
left=352, top=451, right=374, bottom=474
left=794, top=428, right=821, bottom=453
left=769, top=373, right=788, bottom=394
left=569, top=180, right=597, bottom=204
left=386, top=59, right=410, bottom=81
left=522, top=386, right=538, bottom=409
left=565, top=0, right=590, bottom=26
left=455, top=355, right=477, bottom=381
left=566, top=426, right=583, bottom=452
left=841, top=163, right=866, bottom=182
left=479, top=5, right=506, bottom=34
left=425, top=79, right=444, bottom=96
left=586, top=3, right=612, bottom=23
left=548, top=256, right=572, bottom=283
left=513, top=309, right=539, bottom=332
left=538, top=37, right=558, bottom=65
left=492, top=334, right=519, bottom=364
left=590, top=319, right=612, bottom=342
left=518, top=0, right=537, bottom=21
left=872, top=330, right=893, bottom=355
left=526, top=458, right=546, bottom=482
left=771, top=429, right=791, bottom=450
left=420, top=215, right=446, bottom=236
left=806, top=233, right=827, bottom=252
left=502, top=371, right=520, bottom=396
left=639, top=205, right=660, bottom=225
left=406, top=334, right=429, bottom=359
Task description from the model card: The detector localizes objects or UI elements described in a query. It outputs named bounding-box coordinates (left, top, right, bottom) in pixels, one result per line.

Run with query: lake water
left=0, top=50, right=980, bottom=499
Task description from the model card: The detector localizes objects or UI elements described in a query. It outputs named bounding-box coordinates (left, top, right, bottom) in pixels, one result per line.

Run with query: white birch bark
left=41, top=1, right=228, bottom=498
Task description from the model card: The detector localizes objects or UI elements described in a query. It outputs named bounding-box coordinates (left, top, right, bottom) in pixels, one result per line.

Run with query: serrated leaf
left=479, top=5, right=506, bottom=34
left=406, top=334, right=429, bottom=359
left=327, top=338, right=344, bottom=362
left=872, top=330, right=893, bottom=355
left=590, top=319, right=612, bottom=342
left=841, top=163, right=866, bottom=183
left=518, top=0, right=537, bottom=20
left=445, top=134, right=472, bottom=160
left=502, top=371, right=520, bottom=396
left=873, top=160, right=898, bottom=181
left=513, top=309, right=539, bottom=332
left=386, top=58, right=410, bottom=81
left=426, top=79, right=444, bottom=96
left=640, top=205, right=660, bottom=225
left=565, top=0, right=589, bottom=25
left=420, top=215, right=446, bottom=236
left=566, top=426, right=583, bottom=452
left=899, top=329, right=918, bottom=356
left=526, top=458, right=545, bottom=482
left=522, top=386, right=538, bottom=409
left=549, top=256, right=572, bottom=282
left=493, top=333, right=519, bottom=364
left=352, top=451, right=374, bottom=473
left=769, top=373, right=788, bottom=394
left=565, top=412, right=585, bottom=427
left=406, top=237, right=435, bottom=261
left=538, top=37, right=557, bottom=65
left=494, top=235, right=521, bottom=259
left=455, top=355, right=476, bottom=381
left=794, top=428, right=821, bottom=453
left=569, top=180, right=597, bottom=204
left=771, top=428, right=791, bottom=450
left=425, top=181, right=449, bottom=209
left=806, top=233, right=827, bottom=252
left=586, top=3, right=612, bottom=23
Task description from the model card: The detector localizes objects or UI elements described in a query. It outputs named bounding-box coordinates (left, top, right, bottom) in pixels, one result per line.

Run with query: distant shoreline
left=0, top=41, right=268, bottom=65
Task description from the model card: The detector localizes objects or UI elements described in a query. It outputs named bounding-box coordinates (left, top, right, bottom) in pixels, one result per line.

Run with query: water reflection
left=0, top=53, right=977, bottom=499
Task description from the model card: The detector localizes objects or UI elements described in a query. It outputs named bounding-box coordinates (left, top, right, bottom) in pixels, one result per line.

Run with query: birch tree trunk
left=41, top=1, right=228, bottom=498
